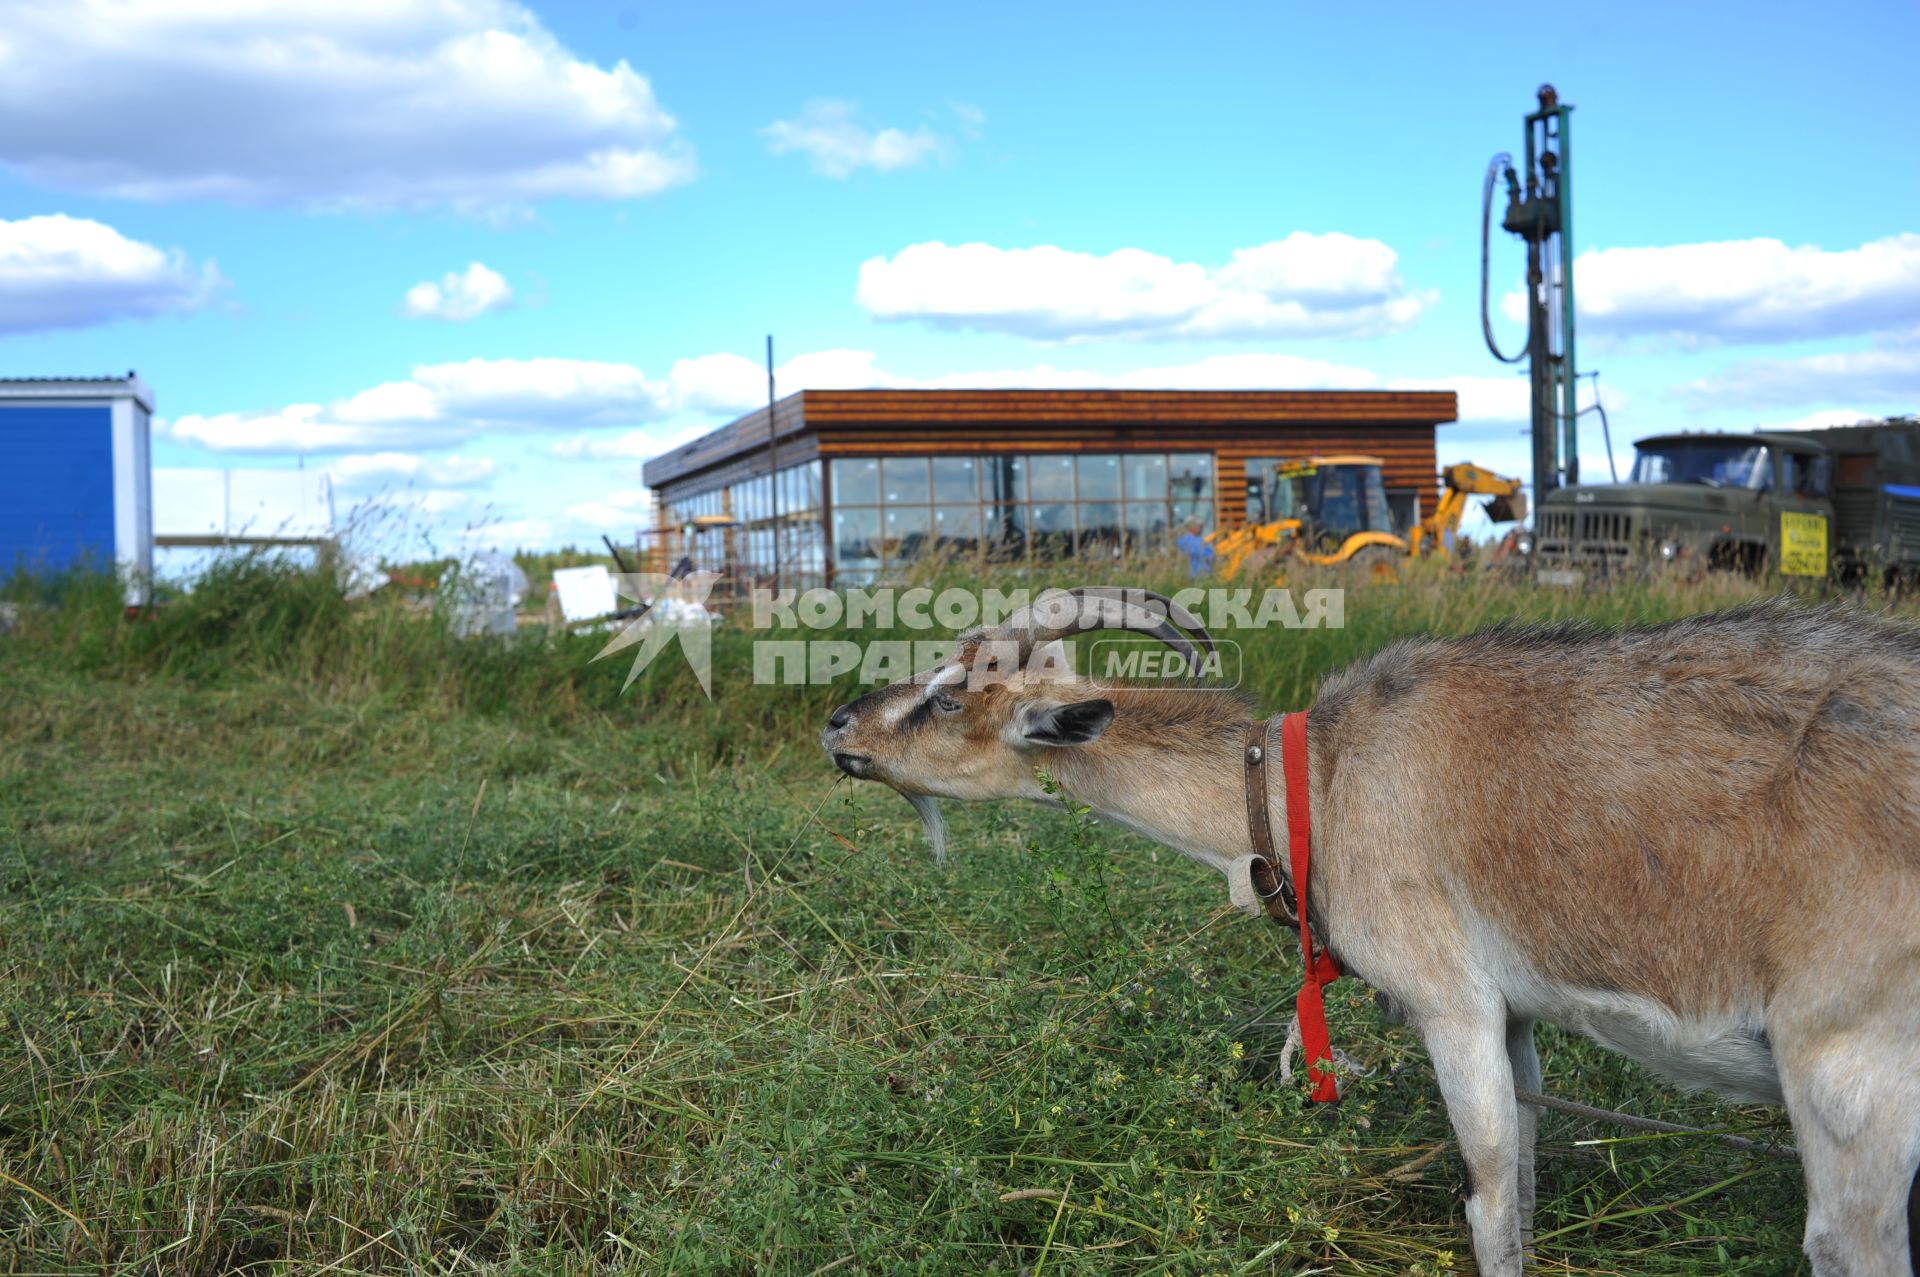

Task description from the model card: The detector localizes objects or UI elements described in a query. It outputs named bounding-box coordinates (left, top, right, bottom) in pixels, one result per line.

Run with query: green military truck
left=1533, top=416, right=1920, bottom=584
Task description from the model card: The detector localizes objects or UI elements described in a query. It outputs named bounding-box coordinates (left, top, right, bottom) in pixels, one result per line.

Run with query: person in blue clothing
left=1175, top=519, right=1214, bottom=578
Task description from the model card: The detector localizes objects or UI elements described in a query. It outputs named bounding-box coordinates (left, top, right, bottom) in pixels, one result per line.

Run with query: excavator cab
left=1247, top=456, right=1399, bottom=552
left=1211, top=456, right=1407, bottom=580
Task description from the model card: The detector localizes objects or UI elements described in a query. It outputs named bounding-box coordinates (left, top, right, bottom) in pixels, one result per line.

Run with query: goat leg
left=1424, top=1011, right=1525, bottom=1277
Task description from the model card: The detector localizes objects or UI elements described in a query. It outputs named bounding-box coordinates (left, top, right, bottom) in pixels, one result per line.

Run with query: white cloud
left=403, top=263, right=514, bottom=322
left=549, top=422, right=711, bottom=462
left=460, top=517, right=553, bottom=547
left=160, top=357, right=676, bottom=453
left=0, top=213, right=222, bottom=334
left=1678, top=335, right=1920, bottom=408
left=950, top=102, right=987, bottom=139
left=0, top=0, right=693, bottom=212
left=564, top=487, right=654, bottom=531
left=857, top=235, right=1431, bottom=342
left=160, top=404, right=425, bottom=454
left=1503, top=234, right=1920, bottom=346
left=1389, top=373, right=1532, bottom=424
left=354, top=487, right=474, bottom=516
left=413, top=358, right=674, bottom=426
left=1750, top=408, right=1891, bottom=432
left=762, top=101, right=940, bottom=178
left=161, top=347, right=1515, bottom=471
left=328, top=451, right=497, bottom=490
left=919, top=351, right=1378, bottom=391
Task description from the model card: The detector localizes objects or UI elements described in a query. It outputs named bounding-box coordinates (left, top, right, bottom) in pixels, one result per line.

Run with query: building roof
left=0, top=372, right=154, bottom=413
left=643, top=388, right=1458, bottom=488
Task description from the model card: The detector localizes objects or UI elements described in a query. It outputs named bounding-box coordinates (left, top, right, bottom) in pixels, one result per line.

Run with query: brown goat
left=820, top=591, right=1920, bottom=1276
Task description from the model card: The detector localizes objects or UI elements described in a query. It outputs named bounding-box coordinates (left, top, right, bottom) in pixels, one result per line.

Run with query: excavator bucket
left=1483, top=492, right=1527, bottom=525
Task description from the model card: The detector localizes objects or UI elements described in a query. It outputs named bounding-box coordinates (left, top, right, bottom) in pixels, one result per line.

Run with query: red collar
left=1281, top=711, right=1342, bottom=1102
left=1246, top=712, right=1342, bottom=1102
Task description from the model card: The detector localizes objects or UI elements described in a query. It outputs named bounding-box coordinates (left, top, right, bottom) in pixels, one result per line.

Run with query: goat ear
left=1020, top=699, right=1114, bottom=747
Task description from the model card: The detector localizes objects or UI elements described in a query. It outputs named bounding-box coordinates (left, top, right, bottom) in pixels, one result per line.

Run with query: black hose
left=1482, top=154, right=1528, bottom=365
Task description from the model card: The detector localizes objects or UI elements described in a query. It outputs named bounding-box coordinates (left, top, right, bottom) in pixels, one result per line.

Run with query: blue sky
left=3, top=0, right=1916, bottom=555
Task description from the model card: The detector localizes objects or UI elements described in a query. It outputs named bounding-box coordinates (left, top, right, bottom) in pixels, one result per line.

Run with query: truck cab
left=1534, top=432, right=1835, bottom=579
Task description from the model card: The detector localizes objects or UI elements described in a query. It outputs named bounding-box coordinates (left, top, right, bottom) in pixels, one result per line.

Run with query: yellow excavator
left=1208, top=456, right=1525, bottom=582
left=1411, top=462, right=1528, bottom=555
left=1210, top=455, right=1404, bottom=581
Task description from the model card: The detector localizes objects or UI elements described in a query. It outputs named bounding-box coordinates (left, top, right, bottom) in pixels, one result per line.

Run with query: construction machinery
left=1410, top=463, right=1529, bottom=555
left=1533, top=417, right=1920, bottom=585
left=1211, top=455, right=1527, bottom=581
left=1212, top=455, right=1406, bottom=580
left=1483, top=84, right=1579, bottom=502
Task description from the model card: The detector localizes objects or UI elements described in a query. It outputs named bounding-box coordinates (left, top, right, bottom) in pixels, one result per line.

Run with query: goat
left=819, top=588, right=1920, bottom=1276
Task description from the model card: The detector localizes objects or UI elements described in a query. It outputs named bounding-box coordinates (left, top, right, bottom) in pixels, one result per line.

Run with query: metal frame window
left=660, top=460, right=825, bottom=587
left=827, top=452, right=1212, bottom=580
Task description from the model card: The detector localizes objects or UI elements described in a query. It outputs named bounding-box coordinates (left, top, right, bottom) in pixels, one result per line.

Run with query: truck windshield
left=1629, top=442, right=1772, bottom=490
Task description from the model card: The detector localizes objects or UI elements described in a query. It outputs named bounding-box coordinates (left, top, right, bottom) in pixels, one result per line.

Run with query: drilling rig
left=1482, top=85, right=1578, bottom=500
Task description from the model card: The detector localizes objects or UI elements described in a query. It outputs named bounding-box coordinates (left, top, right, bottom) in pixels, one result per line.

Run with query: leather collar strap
left=1245, top=712, right=1343, bottom=1103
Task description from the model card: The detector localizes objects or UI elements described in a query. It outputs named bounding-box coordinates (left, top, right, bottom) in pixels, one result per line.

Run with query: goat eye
left=933, top=692, right=962, bottom=714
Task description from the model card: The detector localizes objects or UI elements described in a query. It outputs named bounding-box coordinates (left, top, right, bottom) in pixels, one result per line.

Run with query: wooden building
left=641, top=389, right=1457, bottom=585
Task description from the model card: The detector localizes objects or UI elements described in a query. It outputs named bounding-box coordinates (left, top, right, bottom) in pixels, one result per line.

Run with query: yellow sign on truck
left=1780, top=511, right=1828, bottom=576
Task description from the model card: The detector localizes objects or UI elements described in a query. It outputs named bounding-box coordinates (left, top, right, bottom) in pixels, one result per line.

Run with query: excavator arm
left=1410, top=463, right=1527, bottom=556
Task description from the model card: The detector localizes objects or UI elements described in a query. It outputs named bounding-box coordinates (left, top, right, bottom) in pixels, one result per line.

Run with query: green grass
left=0, top=558, right=1871, bottom=1274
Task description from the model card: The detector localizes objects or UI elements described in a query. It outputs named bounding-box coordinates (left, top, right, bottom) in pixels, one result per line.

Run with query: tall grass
left=0, top=557, right=1877, bottom=1273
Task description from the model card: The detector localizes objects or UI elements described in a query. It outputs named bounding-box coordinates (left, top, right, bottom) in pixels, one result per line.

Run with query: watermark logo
left=597, top=583, right=1340, bottom=694
left=592, top=571, right=722, bottom=696
left=1087, top=637, right=1244, bottom=689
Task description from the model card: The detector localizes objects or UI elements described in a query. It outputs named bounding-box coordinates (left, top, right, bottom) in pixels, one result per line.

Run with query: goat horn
left=992, top=587, right=1216, bottom=668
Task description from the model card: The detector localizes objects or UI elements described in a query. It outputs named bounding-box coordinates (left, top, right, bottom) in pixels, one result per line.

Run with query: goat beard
left=904, top=792, right=947, bottom=861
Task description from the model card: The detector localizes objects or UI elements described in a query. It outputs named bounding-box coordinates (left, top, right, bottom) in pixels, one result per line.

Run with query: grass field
left=0, top=560, right=1869, bottom=1274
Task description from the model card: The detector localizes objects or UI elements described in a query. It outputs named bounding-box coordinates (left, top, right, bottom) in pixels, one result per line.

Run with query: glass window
left=883, top=457, right=929, bottom=504
left=931, top=457, right=978, bottom=503
left=1123, top=454, right=1167, bottom=501
left=983, top=456, right=1024, bottom=504
left=833, top=508, right=881, bottom=565
left=1782, top=451, right=1832, bottom=497
left=1802, top=454, right=1832, bottom=497
left=1172, top=500, right=1212, bottom=534
left=1028, top=455, right=1075, bottom=501
left=1171, top=454, right=1212, bottom=514
left=984, top=505, right=1027, bottom=562
left=1078, top=501, right=1121, bottom=557
left=832, top=458, right=880, bottom=507
left=1030, top=501, right=1074, bottom=534
left=1029, top=500, right=1075, bottom=558
left=935, top=504, right=980, bottom=553
left=1126, top=500, right=1168, bottom=552
left=1078, top=454, right=1121, bottom=501
left=1630, top=441, right=1771, bottom=490
left=884, top=505, right=931, bottom=563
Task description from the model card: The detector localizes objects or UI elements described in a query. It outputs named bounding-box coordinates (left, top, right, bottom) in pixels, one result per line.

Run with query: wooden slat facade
left=644, top=389, right=1458, bottom=527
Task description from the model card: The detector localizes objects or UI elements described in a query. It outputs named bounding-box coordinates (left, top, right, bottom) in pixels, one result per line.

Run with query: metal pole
left=1554, top=102, right=1579, bottom=487
left=1527, top=231, right=1555, bottom=504
left=766, top=334, right=781, bottom=593
left=1523, top=99, right=1552, bottom=505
